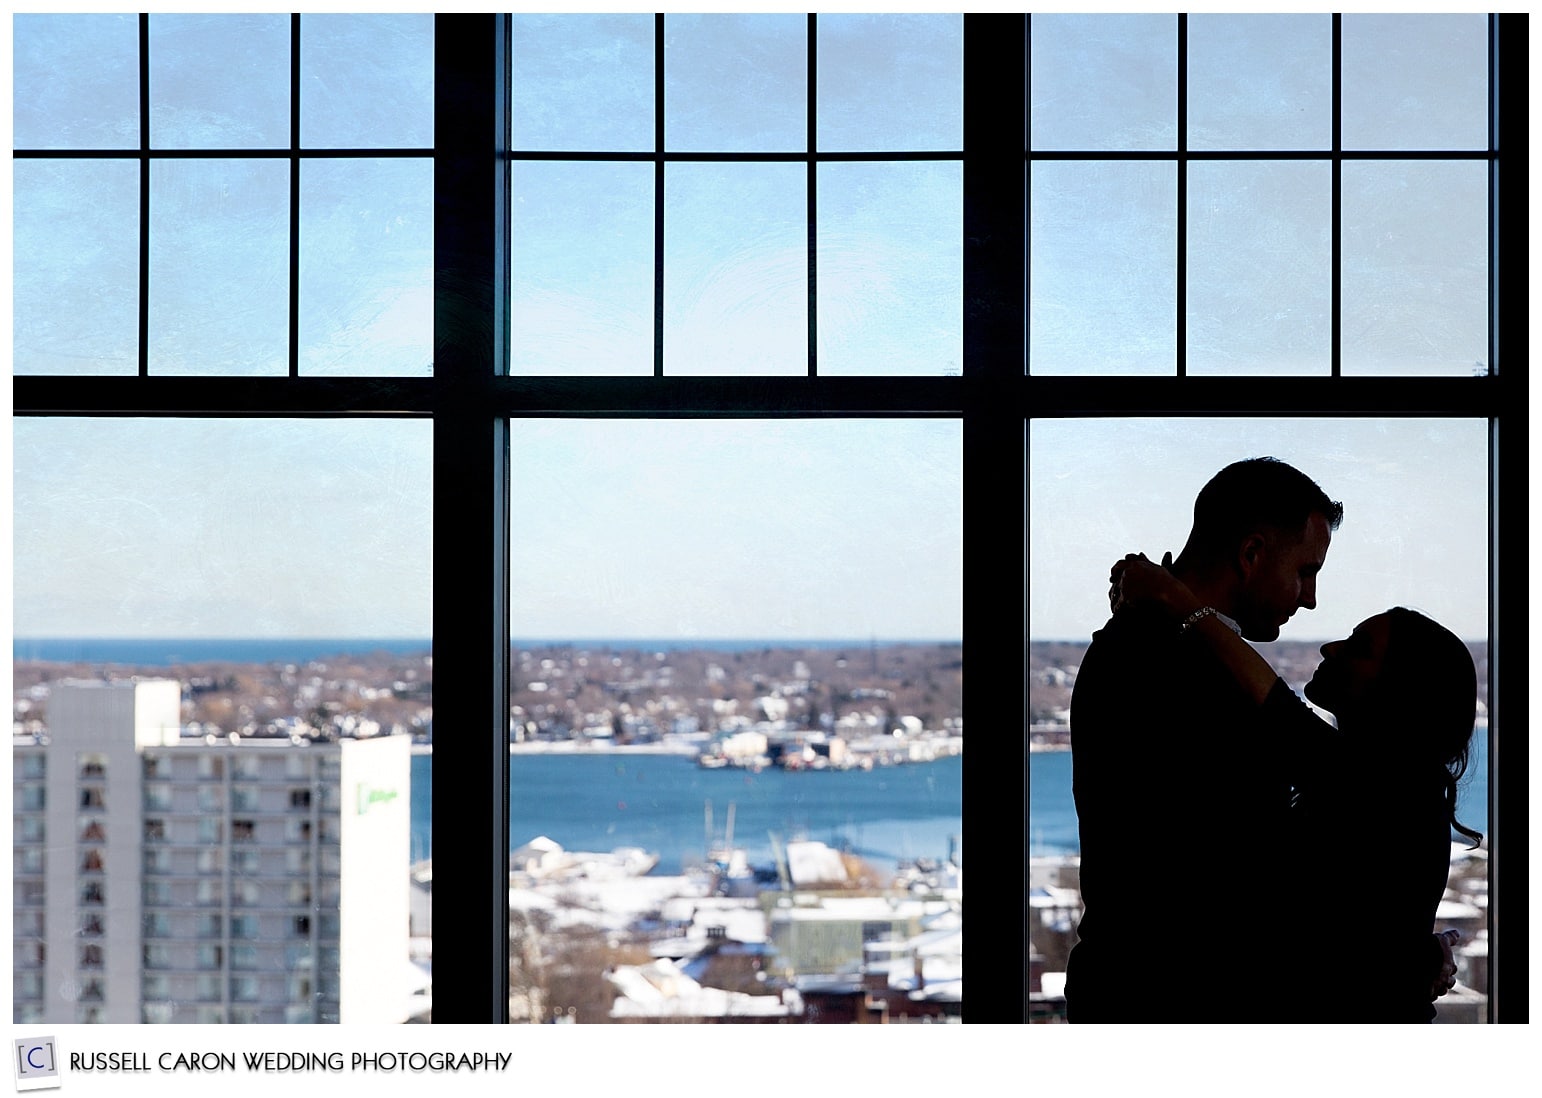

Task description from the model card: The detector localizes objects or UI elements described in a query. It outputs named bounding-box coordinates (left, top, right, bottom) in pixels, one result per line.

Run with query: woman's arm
left=1111, top=553, right=1281, bottom=707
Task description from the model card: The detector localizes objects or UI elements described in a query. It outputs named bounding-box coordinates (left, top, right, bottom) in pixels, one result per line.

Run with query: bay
left=13, top=636, right=431, bottom=666
left=411, top=751, right=962, bottom=876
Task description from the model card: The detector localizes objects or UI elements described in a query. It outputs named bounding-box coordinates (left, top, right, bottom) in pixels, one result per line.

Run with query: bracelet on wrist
left=1177, top=606, right=1218, bottom=636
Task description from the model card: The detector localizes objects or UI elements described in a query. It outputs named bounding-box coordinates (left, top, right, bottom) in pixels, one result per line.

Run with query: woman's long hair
left=1374, top=608, right=1484, bottom=848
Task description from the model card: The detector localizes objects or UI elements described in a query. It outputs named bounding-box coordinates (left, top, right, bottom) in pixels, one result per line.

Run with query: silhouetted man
left=1064, top=457, right=1340, bottom=1022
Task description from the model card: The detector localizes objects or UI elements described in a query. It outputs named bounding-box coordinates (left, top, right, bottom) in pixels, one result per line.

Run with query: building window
left=9, top=14, right=1523, bottom=1029
left=1023, top=12, right=1520, bottom=1027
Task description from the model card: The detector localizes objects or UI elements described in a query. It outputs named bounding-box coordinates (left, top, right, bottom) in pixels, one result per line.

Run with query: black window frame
left=1025, top=12, right=1527, bottom=1024
left=12, top=12, right=1524, bottom=1024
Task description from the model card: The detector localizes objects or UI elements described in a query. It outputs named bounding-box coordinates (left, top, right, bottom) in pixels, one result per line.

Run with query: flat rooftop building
left=14, top=678, right=413, bottom=1024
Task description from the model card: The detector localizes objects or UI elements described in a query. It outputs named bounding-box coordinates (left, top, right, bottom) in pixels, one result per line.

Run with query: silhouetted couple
left=1065, top=457, right=1479, bottom=1023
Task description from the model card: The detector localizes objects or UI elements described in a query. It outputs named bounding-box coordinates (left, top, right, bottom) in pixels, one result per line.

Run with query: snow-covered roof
left=606, top=958, right=792, bottom=1019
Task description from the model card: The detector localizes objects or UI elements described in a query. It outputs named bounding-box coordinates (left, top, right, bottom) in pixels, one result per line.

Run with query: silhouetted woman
left=1112, top=553, right=1480, bottom=1022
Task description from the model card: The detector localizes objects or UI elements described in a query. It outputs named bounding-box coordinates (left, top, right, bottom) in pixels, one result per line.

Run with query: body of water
left=15, top=636, right=950, bottom=666
left=1029, top=725, right=1492, bottom=856
left=13, top=637, right=433, bottom=666
left=411, top=751, right=962, bottom=877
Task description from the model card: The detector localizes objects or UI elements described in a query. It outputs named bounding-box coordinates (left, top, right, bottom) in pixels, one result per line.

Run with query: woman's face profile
left=1303, top=613, right=1393, bottom=719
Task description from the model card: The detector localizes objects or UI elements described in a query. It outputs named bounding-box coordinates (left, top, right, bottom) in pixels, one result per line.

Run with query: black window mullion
left=654, top=13, right=665, bottom=377
left=430, top=11, right=510, bottom=1024
left=963, top=12, right=1026, bottom=1022
left=289, top=14, right=301, bottom=379
left=807, top=14, right=817, bottom=378
left=1490, top=10, right=1528, bottom=1024
left=139, top=14, right=150, bottom=378
left=1331, top=14, right=1342, bottom=378
left=1176, top=14, right=1187, bottom=378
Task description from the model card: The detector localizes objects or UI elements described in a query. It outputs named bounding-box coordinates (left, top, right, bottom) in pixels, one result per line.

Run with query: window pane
left=13, top=159, right=139, bottom=376
left=664, top=14, right=806, bottom=152
left=1028, top=417, right=1490, bottom=1023
left=149, top=14, right=290, bottom=149
left=1342, top=161, right=1488, bottom=377
left=664, top=163, right=807, bottom=376
left=299, top=158, right=433, bottom=378
left=507, top=418, right=963, bottom=1023
left=510, top=162, right=654, bottom=377
left=816, top=161, right=962, bottom=377
left=13, top=419, right=431, bottom=1025
left=1342, top=14, right=1489, bottom=151
left=816, top=14, right=962, bottom=152
left=1029, top=161, right=1176, bottom=375
left=511, top=14, right=654, bottom=152
left=1187, top=160, right=1331, bottom=376
left=149, top=159, right=288, bottom=376
left=1187, top=14, right=1332, bottom=151
left=14, top=13, right=139, bottom=149
left=1030, top=14, right=1177, bottom=151
left=300, top=14, right=434, bottom=149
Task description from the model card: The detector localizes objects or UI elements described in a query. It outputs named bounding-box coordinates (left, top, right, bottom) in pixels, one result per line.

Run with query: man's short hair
left=1189, top=457, right=1343, bottom=558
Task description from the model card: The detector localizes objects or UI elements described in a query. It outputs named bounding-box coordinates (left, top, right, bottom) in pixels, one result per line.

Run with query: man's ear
left=1236, top=532, right=1267, bottom=579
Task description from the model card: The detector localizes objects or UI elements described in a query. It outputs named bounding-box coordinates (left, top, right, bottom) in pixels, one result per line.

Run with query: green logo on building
left=356, top=784, right=400, bottom=815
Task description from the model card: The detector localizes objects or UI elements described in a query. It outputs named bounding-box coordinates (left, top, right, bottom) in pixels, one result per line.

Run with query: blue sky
left=7, top=13, right=1501, bottom=646
left=1029, top=417, right=1491, bottom=643
left=8, top=14, right=966, bottom=641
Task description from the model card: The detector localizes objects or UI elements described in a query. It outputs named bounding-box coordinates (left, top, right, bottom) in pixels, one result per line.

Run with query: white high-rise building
left=13, top=678, right=414, bottom=1024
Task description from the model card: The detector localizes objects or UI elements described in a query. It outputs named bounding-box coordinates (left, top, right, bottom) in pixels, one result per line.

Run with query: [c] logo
left=13, top=1038, right=61, bottom=1091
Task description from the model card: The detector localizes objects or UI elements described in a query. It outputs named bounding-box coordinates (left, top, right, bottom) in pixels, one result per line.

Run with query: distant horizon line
left=1029, top=634, right=1488, bottom=646
left=14, top=634, right=963, bottom=647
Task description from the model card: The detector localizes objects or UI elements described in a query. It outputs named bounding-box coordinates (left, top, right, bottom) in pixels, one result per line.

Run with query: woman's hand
left=1109, top=551, right=1199, bottom=619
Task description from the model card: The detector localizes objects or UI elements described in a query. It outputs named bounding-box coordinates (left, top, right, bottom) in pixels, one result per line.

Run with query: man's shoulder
left=1072, top=609, right=1177, bottom=710
left=1082, top=607, right=1175, bottom=663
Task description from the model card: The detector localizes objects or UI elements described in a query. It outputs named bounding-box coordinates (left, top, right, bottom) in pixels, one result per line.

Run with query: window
left=11, top=13, right=1521, bottom=1028
left=1024, top=13, right=1524, bottom=1025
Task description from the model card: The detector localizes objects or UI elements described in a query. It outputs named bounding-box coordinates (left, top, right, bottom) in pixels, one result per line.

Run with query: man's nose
left=1300, top=579, right=1317, bottom=610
